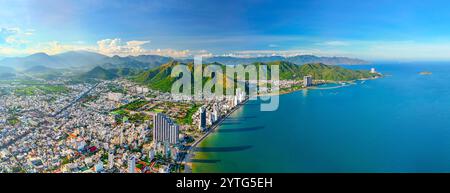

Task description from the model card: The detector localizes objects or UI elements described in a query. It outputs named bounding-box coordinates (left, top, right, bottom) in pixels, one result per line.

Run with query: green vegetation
left=177, top=104, right=200, bottom=125
left=14, top=87, right=37, bottom=96
left=14, top=85, right=69, bottom=96
left=130, top=60, right=378, bottom=93
left=128, top=113, right=150, bottom=124
left=81, top=66, right=118, bottom=80
left=151, top=108, right=164, bottom=113
left=6, top=116, right=20, bottom=125
left=111, top=103, right=150, bottom=124
left=111, top=109, right=127, bottom=116
left=39, top=85, right=70, bottom=93
left=111, top=109, right=128, bottom=124
left=108, top=67, right=142, bottom=77
left=131, top=61, right=180, bottom=92
left=61, top=157, right=71, bottom=165
left=117, top=99, right=148, bottom=111
left=254, top=61, right=377, bottom=81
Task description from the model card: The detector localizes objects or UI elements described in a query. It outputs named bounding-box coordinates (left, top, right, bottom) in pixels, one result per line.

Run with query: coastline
left=258, top=76, right=382, bottom=97
left=182, top=76, right=382, bottom=172
left=181, top=97, right=250, bottom=173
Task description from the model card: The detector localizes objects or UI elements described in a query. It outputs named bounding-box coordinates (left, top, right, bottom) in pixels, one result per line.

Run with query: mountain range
left=0, top=51, right=368, bottom=73
left=0, top=51, right=173, bottom=71
left=0, top=66, right=16, bottom=80
left=131, top=61, right=377, bottom=92
left=81, top=66, right=119, bottom=80
left=203, top=55, right=368, bottom=65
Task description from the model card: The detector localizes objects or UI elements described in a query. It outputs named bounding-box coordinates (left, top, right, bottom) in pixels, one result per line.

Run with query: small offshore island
left=419, top=71, right=432, bottom=75
left=191, top=63, right=450, bottom=173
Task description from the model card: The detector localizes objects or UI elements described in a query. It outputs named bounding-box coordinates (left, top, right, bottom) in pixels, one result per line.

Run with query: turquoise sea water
left=192, top=63, right=450, bottom=173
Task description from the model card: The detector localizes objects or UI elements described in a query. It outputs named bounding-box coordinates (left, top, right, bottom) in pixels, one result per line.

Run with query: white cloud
left=0, top=27, right=33, bottom=45
left=96, top=38, right=212, bottom=58
left=6, top=34, right=450, bottom=61
left=0, top=41, right=96, bottom=56
left=5, top=36, right=29, bottom=44
left=0, top=37, right=213, bottom=58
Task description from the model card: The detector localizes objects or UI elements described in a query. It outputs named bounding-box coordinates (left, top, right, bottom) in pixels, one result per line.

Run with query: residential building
left=128, top=156, right=136, bottom=173
left=199, top=107, right=207, bottom=131
left=153, top=113, right=179, bottom=144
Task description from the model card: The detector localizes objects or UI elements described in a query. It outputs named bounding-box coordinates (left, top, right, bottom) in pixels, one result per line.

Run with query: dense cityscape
left=0, top=76, right=265, bottom=173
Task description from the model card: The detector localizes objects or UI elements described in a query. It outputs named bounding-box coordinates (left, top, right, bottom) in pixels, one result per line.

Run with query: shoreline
left=258, top=76, right=382, bottom=97
left=182, top=76, right=382, bottom=172
left=181, top=98, right=250, bottom=173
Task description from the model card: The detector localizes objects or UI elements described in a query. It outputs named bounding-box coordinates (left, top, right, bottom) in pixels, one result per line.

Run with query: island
left=419, top=71, right=432, bottom=75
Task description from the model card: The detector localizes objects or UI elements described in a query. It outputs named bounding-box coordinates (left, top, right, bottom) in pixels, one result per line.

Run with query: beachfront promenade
left=180, top=97, right=249, bottom=173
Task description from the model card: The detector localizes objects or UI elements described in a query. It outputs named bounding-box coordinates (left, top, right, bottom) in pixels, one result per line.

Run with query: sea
left=191, top=62, right=450, bottom=173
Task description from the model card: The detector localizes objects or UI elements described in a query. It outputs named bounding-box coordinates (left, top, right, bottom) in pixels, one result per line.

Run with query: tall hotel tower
left=199, top=107, right=207, bottom=131
left=128, top=156, right=136, bottom=173
left=153, top=113, right=179, bottom=144
left=303, top=75, right=313, bottom=87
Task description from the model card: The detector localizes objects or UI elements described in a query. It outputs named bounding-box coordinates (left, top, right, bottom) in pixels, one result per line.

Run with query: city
left=0, top=75, right=269, bottom=173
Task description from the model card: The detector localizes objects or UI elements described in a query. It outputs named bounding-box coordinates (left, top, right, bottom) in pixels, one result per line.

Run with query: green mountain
left=131, top=60, right=378, bottom=92
left=256, top=61, right=376, bottom=81
left=108, top=67, right=142, bottom=77
left=101, top=55, right=154, bottom=70
left=81, top=66, right=119, bottom=80
left=131, top=61, right=181, bottom=92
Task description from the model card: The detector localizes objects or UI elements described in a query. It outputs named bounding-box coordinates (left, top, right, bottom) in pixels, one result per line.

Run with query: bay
left=192, top=63, right=450, bottom=172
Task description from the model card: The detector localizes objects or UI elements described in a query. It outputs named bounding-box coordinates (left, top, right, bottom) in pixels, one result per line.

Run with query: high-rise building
left=236, top=88, right=245, bottom=103
left=108, top=150, right=114, bottom=169
left=212, top=105, right=219, bottom=123
left=94, top=161, right=104, bottom=173
left=148, top=149, right=155, bottom=161
left=153, top=113, right=179, bottom=144
left=128, top=156, right=136, bottom=173
left=199, top=107, right=207, bottom=131
left=233, top=95, right=238, bottom=107
left=303, top=75, right=313, bottom=87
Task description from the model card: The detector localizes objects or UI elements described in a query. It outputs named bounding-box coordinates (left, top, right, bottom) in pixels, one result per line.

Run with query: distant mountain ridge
left=0, top=51, right=368, bottom=73
left=204, top=55, right=368, bottom=65
left=0, top=66, right=16, bottom=79
left=0, top=51, right=174, bottom=71
left=131, top=60, right=377, bottom=92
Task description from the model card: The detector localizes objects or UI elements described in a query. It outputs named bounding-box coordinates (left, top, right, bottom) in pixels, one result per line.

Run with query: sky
left=2, top=0, right=450, bottom=61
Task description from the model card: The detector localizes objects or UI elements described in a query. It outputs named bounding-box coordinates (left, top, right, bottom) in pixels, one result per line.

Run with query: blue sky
left=1, top=0, right=450, bottom=60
